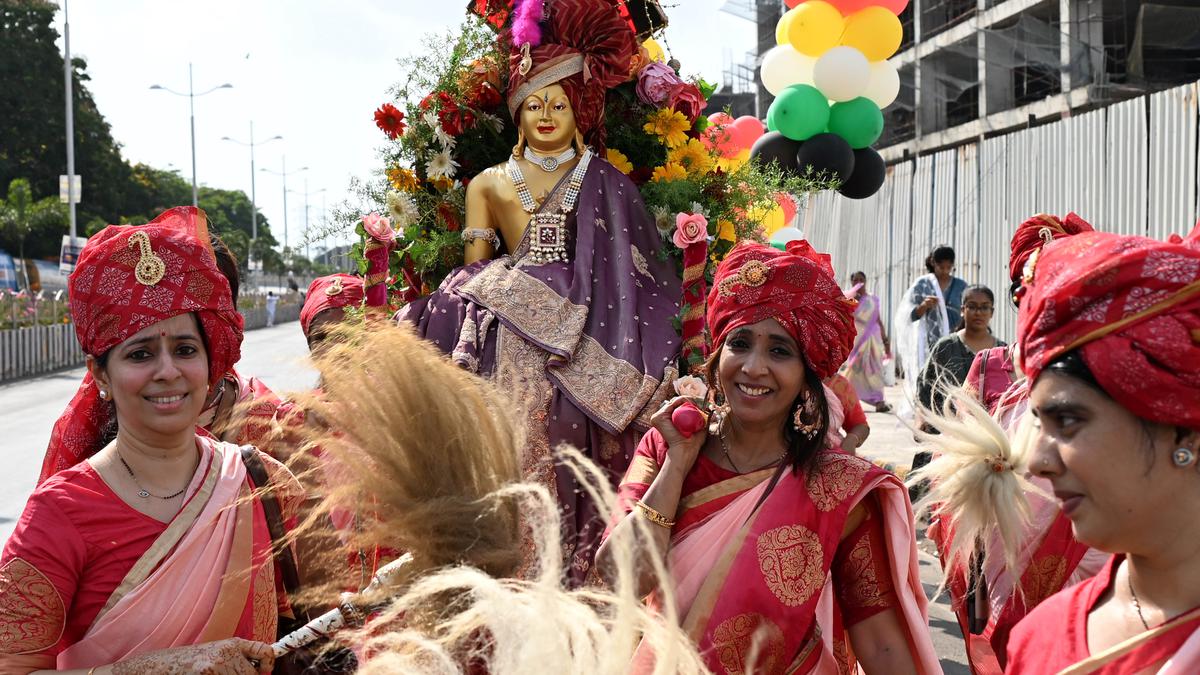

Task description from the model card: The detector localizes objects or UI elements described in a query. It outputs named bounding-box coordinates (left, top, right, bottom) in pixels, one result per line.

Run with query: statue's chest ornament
left=507, top=149, right=593, bottom=265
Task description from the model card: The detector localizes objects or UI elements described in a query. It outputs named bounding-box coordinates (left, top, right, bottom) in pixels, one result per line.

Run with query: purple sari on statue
left=399, top=156, right=681, bottom=582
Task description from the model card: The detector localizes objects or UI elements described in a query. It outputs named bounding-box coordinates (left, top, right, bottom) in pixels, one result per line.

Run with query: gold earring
left=512, top=129, right=527, bottom=158
left=98, top=388, right=108, bottom=400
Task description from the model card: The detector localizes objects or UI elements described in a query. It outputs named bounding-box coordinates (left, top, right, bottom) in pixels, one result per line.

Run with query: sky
left=54, top=0, right=757, bottom=255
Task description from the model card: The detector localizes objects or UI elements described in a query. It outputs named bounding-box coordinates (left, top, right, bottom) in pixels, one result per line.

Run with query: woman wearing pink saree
left=0, top=208, right=300, bottom=673
left=597, top=241, right=940, bottom=674
left=841, top=271, right=891, bottom=413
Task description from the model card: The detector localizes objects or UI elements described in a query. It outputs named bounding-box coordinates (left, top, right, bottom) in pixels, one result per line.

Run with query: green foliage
left=0, top=178, right=67, bottom=264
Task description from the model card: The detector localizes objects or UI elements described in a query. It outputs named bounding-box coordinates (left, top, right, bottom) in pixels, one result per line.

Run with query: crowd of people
left=4, top=0, right=1200, bottom=671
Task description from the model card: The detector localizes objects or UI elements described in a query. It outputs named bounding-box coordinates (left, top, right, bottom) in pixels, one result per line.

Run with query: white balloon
left=760, top=45, right=816, bottom=97
left=770, top=226, right=805, bottom=244
left=863, top=59, right=901, bottom=108
left=813, top=46, right=870, bottom=102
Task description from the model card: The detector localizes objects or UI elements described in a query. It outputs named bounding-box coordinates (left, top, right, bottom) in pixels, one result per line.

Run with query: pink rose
left=636, top=61, right=684, bottom=106
left=666, top=82, right=706, bottom=123
left=362, top=212, right=395, bottom=244
left=673, top=212, right=709, bottom=249
left=672, top=375, right=709, bottom=399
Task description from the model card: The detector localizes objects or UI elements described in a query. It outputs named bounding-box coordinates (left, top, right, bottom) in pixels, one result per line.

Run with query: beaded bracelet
left=634, top=499, right=676, bottom=529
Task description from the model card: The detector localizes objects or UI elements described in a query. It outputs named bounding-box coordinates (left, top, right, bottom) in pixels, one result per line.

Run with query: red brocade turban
left=1017, top=230, right=1200, bottom=430
left=506, top=0, right=636, bottom=152
left=706, top=241, right=857, bottom=380
left=40, top=207, right=244, bottom=482
left=301, top=273, right=365, bottom=337
left=1009, top=212, right=1095, bottom=284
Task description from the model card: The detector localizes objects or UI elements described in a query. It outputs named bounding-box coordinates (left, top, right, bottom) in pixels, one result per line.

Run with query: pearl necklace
left=506, top=148, right=592, bottom=265
left=523, top=145, right=577, bottom=172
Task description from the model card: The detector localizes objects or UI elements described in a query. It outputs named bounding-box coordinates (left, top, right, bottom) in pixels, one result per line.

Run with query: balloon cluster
left=752, top=0, right=907, bottom=199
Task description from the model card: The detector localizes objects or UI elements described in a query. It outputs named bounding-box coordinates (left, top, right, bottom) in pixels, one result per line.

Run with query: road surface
left=0, top=323, right=969, bottom=672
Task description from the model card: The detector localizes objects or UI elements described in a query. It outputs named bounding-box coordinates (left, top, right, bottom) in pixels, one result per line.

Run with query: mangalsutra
left=523, top=145, right=577, bottom=172
left=717, top=419, right=785, bottom=474
left=118, top=451, right=187, bottom=500
left=507, top=148, right=592, bottom=265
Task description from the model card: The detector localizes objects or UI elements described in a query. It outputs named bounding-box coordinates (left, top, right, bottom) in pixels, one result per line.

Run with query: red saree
left=611, top=429, right=940, bottom=674
left=1007, top=555, right=1200, bottom=674
left=0, top=436, right=302, bottom=671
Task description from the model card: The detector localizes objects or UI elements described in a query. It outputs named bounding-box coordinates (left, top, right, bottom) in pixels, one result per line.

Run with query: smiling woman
left=596, top=241, right=941, bottom=675
left=0, top=207, right=301, bottom=674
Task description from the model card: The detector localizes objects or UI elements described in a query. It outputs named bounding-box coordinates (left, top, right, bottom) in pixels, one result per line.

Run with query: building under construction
left=717, top=0, right=1200, bottom=343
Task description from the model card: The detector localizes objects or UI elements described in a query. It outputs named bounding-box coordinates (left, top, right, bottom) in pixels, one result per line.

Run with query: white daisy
left=386, top=191, right=419, bottom=235
left=427, top=148, right=459, bottom=179
left=478, top=112, right=505, bottom=134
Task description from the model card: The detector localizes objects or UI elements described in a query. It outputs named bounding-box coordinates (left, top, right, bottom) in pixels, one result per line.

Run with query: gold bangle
left=634, top=500, right=676, bottom=529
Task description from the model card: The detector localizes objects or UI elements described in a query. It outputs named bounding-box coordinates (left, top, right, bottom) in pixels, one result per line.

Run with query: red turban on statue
left=506, top=0, right=636, bottom=153
left=1008, top=212, right=1095, bottom=284
left=300, top=273, right=365, bottom=337
left=1017, top=229, right=1200, bottom=430
left=40, top=207, right=244, bottom=482
left=706, top=241, right=857, bottom=380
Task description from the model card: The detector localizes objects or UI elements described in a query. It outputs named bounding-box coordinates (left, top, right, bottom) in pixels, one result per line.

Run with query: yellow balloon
left=775, top=8, right=797, bottom=46
left=763, top=204, right=788, bottom=236
left=841, top=7, right=903, bottom=62
left=787, top=1, right=844, bottom=58
left=643, top=38, right=665, bottom=63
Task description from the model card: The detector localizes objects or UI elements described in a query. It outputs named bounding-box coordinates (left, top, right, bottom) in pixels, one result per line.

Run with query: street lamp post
left=221, top=122, right=282, bottom=265
left=150, top=63, right=233, bottom=207
left=261, top=159, right=307, bottom=267
left=289, top=180, right=326, bottom=262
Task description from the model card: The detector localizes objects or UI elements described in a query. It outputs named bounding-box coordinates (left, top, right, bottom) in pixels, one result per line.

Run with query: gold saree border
left=92, top=446, right=221, bottom=626
left=1057, top=605, right=1200, bottom=675
left=677, top=468, right=775, bottom=517
left=199, top=488, right=254, bottom=641
left=681, top=503, right=768, bottom=641
left=460, top=262, right=672, bottom=432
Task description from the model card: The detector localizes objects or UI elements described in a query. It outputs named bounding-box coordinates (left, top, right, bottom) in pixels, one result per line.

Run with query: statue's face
left=519, top=84, right=576, bottom=152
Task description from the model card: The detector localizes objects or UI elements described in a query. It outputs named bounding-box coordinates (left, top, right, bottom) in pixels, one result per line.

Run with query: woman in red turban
left=1002, top=227, right=1200, bottom=673
left=0, top=207, right=301, bottom=673
left=597, top=241, right=940, bottom=674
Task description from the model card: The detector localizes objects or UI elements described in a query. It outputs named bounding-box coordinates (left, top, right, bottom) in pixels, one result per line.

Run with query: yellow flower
left=606, top=148, right=634, bottom=174
left=667, top=138, right=714, bottom=176
left=430, top=175, right=455, bottom=192
left=643, top=108, right=691, bottom=148
left=650, top=162, right=688, bottom=183
left=387, top=166, right=419, bottom=192
left=716, top=219, right=736, bottom=242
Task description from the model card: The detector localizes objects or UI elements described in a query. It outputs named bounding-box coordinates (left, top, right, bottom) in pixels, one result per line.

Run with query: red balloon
left=730, top=116, right=765, bottom=149
left=707, top=112, right=735, bottom=127
left=701, top=123, right=740, bottom=158
left=671, top=402, right=707, bottom=438
left=775, top=192, right=797, bottom=223
left=791, top=0, right=909, bottom=14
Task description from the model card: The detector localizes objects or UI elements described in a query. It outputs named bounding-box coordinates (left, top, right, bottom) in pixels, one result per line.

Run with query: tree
left=0, top=178, right=66, bottom=284
left=0, top=1, right=137, bottom=229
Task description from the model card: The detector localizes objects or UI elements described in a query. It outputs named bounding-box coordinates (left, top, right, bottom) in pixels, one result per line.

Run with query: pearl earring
left=1172, top=447, right=1196, bottom=468
left=98, top=389, right=108, bottom=401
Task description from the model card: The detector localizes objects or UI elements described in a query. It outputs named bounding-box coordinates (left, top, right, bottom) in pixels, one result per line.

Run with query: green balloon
left=767, top=84, right=829, bottom=142
left=828, top=97, right=884, bottom=149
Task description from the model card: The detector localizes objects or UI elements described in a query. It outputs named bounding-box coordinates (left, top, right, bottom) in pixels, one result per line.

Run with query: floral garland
left=351, top=11, right=832, bottom=327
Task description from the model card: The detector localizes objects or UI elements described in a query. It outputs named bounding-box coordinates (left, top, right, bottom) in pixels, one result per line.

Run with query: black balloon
left=749, top=131, right=801, bottom=174
left=795, top=133, right=855, bottom=184
left=838, top=147, right=886, bottom=199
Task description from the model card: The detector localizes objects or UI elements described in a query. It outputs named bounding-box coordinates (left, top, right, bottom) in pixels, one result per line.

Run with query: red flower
left=436, top=203, right=461, bottom=232
left=471, top=82, right=502, bottom=110
left=374, top=103, right=406, bottom=140
left=666, top=83, right=706, bottom=124
left=438, top=100, right=476, bottom=137
left=419, top=94, right=436, bottom=110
